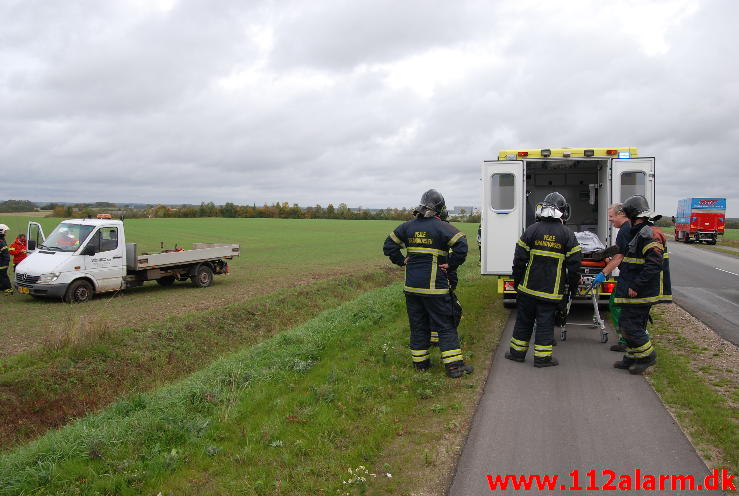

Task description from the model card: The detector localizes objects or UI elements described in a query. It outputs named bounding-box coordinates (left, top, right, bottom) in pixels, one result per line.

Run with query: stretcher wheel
left=560, top=329, right=567, bottom=341
left=600, top=332, right=608, bottom=343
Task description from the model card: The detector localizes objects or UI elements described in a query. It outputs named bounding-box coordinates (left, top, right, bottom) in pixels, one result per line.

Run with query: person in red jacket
left=8, top=233, right=28, bottom=268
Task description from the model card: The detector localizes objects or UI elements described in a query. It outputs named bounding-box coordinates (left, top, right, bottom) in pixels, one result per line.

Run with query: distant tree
left=222, top=202, right=237, bottom=218
left=0, top=199, right=37, bottom=212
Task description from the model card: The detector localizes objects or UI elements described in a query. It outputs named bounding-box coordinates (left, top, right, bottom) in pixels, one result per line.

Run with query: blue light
left=618, top=151, right=631, bottom=159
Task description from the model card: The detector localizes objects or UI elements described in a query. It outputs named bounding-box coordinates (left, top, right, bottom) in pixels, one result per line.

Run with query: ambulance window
left=491, top=173, right=515, bottom=210
left=620, top=172, right=645, bottom=201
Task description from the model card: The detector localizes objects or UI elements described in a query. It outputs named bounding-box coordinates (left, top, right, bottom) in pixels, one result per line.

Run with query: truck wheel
left=64, top=280, right=94, bottom=303
left=191, top=265, right=214, bottom=288
left=157, top=276, right=176, bottom=286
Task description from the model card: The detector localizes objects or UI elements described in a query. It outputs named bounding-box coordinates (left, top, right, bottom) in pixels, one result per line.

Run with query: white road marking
left=715, top=267, right=739, bottom=277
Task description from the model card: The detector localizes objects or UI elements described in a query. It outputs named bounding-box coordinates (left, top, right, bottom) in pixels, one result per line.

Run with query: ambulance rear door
left=610, top=157, right=655, bottom=242
left=481, top=160, right=525, bottom=275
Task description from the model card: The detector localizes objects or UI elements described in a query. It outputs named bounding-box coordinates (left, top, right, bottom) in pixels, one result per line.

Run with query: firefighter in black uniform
left=0, top=224, right=12, bottom=295
left=506, top=193, right=582, bottom=367
left=383, top=189, right=473, bottom=378
left=430, top=210, right=459, bottom=346
left=612, top=195, right=671, bottom=374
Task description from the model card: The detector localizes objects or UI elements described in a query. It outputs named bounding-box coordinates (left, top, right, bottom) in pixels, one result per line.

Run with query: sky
left=1, top=0, right=738, bottom=215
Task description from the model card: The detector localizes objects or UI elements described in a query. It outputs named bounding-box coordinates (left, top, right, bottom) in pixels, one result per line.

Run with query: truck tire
left=191, top=265, right=214, bottom=288
left=64, top=280, right=94, bottom=303
left=157, top=276, right=176, bottom=286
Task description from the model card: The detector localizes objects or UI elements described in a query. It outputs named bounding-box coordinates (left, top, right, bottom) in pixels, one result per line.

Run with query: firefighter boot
left=446, top=362, right=474, bottom=378
left=413, top=359, right=431, bottom=371
left=610, top=342, right=627, bottom=352
left=533, top=357, right=559, bottom=368
left=613, top=355, right=636, bottom=369
left=504, top=351, right=525, bottom=363
left=628, top=353, right=656, bottom=375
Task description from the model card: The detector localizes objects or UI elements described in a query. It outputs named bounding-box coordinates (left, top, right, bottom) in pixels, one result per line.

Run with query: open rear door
left=611, top=157, right=655, bottom=240
left=27, top=222, right=46, bottom=253
left=481, top=160, right=524, bottom=275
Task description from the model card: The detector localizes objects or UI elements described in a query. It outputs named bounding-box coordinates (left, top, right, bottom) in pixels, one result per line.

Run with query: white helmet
left=0, top=224, right=9, bottom=235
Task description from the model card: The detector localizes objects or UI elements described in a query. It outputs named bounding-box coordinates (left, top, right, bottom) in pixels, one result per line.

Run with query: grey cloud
left=1, top=0, right=738, bottom=215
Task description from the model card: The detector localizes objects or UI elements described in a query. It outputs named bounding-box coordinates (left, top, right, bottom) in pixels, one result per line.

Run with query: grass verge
left=0, top=269, right=398, bottom=450
left=0, top=265, right=504, bottom=495
left=647, top=304, right=738, bottom=477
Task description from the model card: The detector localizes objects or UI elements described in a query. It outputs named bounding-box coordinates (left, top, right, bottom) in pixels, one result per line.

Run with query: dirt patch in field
left=0, top=268, right=400, bottom=451
left=0, top=263, right=391, bottom=357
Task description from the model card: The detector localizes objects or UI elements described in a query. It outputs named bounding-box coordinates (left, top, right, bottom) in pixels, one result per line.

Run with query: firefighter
left=506, top=192, right=582, bottom=367
left=9, top=233, right=28, bottom=269
left=592, top=203, right=632, bottom=352
left=430, top=209, right=459, bottom=346
left=0, top=224, right=12, bottom=294
left=383, top=189, right=473, bottom=378
left=611, top=195, right=671, bottom=375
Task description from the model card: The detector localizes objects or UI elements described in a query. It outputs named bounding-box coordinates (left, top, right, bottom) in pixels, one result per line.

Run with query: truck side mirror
left=82, top=244, right=97, bottom=256
left=671, top=216, right=675, bottom=223
left=28, top=240, right=36, bottom=251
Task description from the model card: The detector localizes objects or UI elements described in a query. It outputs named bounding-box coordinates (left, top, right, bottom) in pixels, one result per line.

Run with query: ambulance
left=480, top=147, right=655, bottom=306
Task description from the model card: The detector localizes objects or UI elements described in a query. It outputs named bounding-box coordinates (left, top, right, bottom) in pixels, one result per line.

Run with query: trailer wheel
left=157, top=276, right=176, bottom=286
left=191, top=265, right=214, bottom=288
left=64, top=280, right=94, bottom=303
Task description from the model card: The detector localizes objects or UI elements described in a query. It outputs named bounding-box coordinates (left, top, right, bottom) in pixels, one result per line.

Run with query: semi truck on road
left=673, top=197, right=726, bottom=244
left=14, top=217, right=239, bottom=303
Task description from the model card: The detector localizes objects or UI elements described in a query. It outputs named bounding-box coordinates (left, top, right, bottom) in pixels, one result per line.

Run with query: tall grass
left=0, top=264, right=503, bottom=495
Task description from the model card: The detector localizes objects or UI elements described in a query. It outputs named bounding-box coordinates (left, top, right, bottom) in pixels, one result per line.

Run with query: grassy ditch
left=0, top=270, right=398, bottom=450
left=0, top=266, right=504, bottom=495
left=647, top=305, right=738, bottom=476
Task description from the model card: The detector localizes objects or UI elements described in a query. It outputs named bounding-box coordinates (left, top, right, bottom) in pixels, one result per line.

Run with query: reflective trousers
left=510, top=292, right=556, bottom=362
left=0, top=267, right=10, bottom=291
left=405, top=293, right=463, bottom=368
left=618, top=305, right=655, bottom=360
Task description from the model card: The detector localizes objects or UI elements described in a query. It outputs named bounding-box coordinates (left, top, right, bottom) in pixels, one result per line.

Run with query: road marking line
left=715, top=267, right=739, bottom=277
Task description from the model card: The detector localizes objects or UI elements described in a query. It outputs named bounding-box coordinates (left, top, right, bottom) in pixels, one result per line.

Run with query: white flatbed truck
left=14, top=218, right=239, bottom=303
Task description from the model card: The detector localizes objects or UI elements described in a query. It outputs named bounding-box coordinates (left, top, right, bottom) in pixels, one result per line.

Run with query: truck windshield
left=41, top=224, right=95, bottom=252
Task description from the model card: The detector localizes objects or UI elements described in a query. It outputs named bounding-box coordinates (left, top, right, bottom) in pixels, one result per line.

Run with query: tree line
left=46, top=201, right=482, bottom=223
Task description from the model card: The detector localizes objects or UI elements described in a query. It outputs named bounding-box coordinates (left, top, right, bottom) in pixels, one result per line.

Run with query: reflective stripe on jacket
left=613, top=223, right=672, bottom=306
left=512, top=219, right=582, bottom=302
left=383, top=217, right=468, bottom=295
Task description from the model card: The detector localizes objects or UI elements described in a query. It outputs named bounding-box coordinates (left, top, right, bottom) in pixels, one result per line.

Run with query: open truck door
left=611, top=157, right=655, bottom=241
left=27, top=222, right=46, bottom=253
left=481, top=160, right=524, bottom=275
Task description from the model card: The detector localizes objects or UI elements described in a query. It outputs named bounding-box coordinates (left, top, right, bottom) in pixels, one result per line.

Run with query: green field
left=0, top=216, right=503, bottom=495
left=723, top=228, right=739, bottom=241
left=0, top=217, right=479, bottom=356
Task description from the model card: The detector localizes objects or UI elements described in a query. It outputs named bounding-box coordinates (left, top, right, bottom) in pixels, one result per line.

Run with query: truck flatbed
left=127, top=243, right=240, bottom=270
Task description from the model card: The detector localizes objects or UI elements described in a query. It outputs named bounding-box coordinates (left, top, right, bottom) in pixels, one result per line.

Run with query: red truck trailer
left=674, top=197, right=726, bottom=244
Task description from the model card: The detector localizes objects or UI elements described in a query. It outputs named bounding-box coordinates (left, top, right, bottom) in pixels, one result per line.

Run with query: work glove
left=591, top=272, right=607, bottom=287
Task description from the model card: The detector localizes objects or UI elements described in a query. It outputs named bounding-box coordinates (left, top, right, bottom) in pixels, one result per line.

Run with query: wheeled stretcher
left=556, top=258, right=609, bottom=343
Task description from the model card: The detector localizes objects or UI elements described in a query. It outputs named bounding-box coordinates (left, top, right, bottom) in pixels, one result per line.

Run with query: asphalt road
left=449, top=308, right=724, bottom=496
left=667, top=241, right=739, bottom=345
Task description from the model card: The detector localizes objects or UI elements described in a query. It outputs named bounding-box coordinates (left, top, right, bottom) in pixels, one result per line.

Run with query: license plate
left=18, top=286, right=30, bottom=294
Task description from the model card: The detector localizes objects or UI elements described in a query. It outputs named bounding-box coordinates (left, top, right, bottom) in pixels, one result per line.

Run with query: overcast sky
left=1, top=0, right=737, bottom=215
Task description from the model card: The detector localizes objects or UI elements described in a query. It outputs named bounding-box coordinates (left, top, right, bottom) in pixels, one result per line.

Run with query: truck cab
left=480, top=147, right=655, bottom=305
left=16, top=218, right=126, bottom=301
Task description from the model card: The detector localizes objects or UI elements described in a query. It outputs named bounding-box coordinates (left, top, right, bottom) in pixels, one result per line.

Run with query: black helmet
left=416, top=189, right=446, bottom=218
left=536, top=192, right=570, bottom=221
left=622, top=195, right=655, bottom=221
